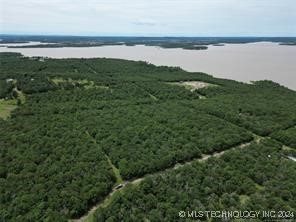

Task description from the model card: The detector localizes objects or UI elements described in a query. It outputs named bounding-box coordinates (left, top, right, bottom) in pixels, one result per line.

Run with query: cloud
left=0, top=0, right=295, bottom=36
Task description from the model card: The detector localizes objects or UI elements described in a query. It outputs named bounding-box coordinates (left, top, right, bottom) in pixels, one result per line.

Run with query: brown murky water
left=1, top=42, right=295, bottom=90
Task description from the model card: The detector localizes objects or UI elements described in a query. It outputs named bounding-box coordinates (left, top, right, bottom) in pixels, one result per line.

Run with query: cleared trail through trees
left=72, top=110, right=295, bottom=222
left=85, top=131, right=123, bottom=184
left=134, top=82, right=159, bottom=101
left=70, top=138, right=255, bottom=222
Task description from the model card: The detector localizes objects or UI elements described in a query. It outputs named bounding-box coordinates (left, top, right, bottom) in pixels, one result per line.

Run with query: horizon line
left=1, top=33, right=296, bottom=38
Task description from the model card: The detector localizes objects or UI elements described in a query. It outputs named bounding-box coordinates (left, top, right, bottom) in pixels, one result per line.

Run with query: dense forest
left=0, top=52, right=295, bottom=221
left=94, top=139, right=296, bottom=221
left=271, top=127, right=296, bottom=148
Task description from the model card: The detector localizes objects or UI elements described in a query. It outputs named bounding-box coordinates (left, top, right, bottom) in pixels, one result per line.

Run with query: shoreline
left=0, top=43, right=295, bottom=90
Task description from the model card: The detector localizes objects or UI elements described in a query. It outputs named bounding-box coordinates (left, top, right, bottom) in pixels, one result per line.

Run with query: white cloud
left=0, top=0, right=295, bottom=36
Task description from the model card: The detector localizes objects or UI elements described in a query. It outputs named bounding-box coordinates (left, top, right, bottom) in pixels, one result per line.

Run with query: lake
left=0, top=42, right=295, bottom=90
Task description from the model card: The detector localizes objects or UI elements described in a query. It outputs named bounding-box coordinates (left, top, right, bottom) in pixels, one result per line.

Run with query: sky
left=0, top=0, right=295, bottom=37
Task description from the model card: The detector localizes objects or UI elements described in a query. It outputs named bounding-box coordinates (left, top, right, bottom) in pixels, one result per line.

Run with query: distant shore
left=1, top=36, right=296, bottom=50
left=0, top=42, right=295, bottom=90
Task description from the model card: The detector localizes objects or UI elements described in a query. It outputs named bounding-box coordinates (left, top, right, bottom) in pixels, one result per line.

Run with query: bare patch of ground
left=169, top=81, right=216, bottom=92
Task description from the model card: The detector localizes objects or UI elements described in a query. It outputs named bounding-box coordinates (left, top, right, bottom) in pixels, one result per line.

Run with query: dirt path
left=133, top=82, right=158, bottom=101
left=85, top=131, right=123, bottom=184
left=70, top=139, right=253, bottom=222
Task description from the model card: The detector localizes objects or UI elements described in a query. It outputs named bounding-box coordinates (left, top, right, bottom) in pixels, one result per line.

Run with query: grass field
left=0, top=99, right=17, bottom=120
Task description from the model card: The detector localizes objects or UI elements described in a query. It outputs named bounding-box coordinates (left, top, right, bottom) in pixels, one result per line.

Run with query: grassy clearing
left=0, top=81, right=26, bottom=120
left=239, top=194, right=250, bottom=205
left=255, top=183, right=265, bottom=191
left=0, top=99, right=17, bottom=120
